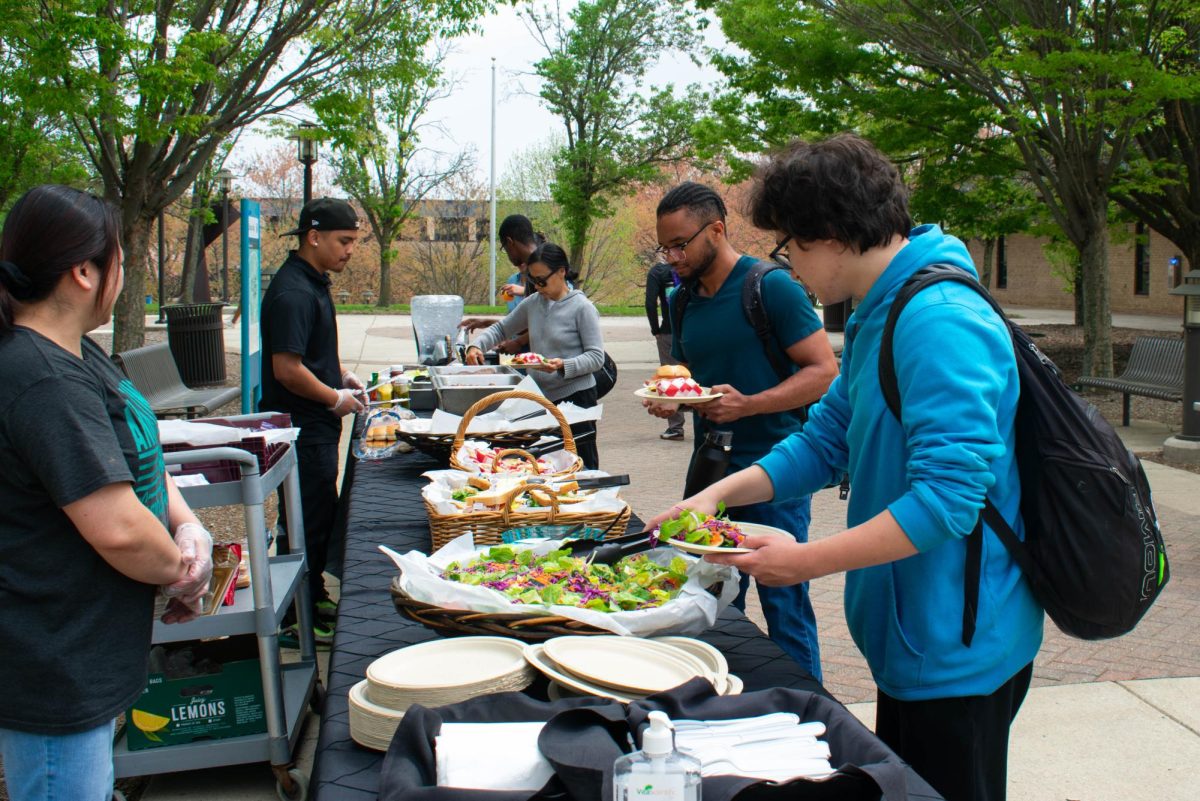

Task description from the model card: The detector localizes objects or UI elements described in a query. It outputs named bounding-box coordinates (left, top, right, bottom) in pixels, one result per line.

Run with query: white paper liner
left=380, top=535, right=739, bottom=638
left=420, top=468, right=624, bottom=515
left=158, top=419, right=301, bottom=448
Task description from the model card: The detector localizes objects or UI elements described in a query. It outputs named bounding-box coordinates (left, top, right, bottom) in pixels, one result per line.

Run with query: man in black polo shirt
left=261, top=197, right=364, bottom=645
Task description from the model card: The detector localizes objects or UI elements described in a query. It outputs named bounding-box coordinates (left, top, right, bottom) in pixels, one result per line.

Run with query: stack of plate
left=350, top=636, right=535, bottom=751
left=526, top=635, right=743, bottom=703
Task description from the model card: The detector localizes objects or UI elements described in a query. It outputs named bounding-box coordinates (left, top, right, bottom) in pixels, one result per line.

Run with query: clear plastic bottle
left=613, top=711, right=702, bottom=801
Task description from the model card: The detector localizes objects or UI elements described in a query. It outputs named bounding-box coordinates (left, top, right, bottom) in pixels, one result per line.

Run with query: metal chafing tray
left=429, top=364, right=523, bottom=415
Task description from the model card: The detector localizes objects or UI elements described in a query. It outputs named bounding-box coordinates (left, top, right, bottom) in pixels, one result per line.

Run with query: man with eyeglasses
left=643, top=181, right=838, bottom=681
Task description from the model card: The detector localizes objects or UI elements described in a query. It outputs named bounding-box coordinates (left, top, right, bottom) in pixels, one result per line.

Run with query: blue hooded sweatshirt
left=757, top=225, right=1043, bottom=700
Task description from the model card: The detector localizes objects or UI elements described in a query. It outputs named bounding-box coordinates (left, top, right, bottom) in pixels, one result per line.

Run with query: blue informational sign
left=240, top=200, right=262, bottom=413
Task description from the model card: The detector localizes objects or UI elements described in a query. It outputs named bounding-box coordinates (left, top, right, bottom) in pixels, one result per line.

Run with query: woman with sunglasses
left=465, top=243, right=604, bottom=469
left=0, top=185, right=213, bottom=801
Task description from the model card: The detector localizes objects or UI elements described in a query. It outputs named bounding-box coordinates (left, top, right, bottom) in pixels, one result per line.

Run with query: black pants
left=558, top=385, right=599, bottom=470
left=276, top=439, right=339, bottom=609
left=875, top=662, right=1034, bottom=801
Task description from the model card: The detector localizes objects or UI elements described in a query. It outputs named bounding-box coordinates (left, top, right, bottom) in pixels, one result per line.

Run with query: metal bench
left=112, top=342, right=240, bottom=419
left=1076, top=335, right=1184, bottom=426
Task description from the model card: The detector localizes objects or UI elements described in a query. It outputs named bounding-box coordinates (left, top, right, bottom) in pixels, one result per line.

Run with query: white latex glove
left=341, top=369, right=365, bottom=392
left=161, top=522, right=214, bottom=622
left=329, top=388, right=365, bottom=417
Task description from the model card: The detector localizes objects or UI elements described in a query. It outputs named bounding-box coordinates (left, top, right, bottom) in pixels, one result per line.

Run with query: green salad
left=441, top=545, right=691, bottom=612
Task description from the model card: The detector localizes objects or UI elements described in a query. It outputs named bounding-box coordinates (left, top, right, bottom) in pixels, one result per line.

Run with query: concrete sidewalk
left=138, top=307, right=1198, bottom=801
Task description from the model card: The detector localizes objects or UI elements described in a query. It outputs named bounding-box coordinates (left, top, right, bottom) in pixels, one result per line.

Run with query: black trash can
left=822, top=298, right=854, bottom=333
left=163, top=303, right=227, bottom=387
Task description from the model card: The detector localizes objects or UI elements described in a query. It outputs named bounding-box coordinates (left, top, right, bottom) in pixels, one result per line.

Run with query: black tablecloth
left=312, top=449, right=827, bottom=800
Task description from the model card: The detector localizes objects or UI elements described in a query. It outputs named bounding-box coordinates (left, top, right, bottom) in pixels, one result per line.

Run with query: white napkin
left=435, top=722, right=554, bottom=790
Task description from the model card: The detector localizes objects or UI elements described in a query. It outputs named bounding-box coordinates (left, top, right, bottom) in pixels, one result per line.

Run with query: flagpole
left=489, top=57, right=498, bottom=306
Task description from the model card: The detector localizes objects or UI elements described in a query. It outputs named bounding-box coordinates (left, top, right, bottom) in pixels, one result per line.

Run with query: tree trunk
left=113, top=215, right=153, bottom=353
left=979, top=237, right=995, bottom=289
left=1078, top=206, right=1114, bottom=378
left=1074, top=264, right=1084, bottom=327
left=378, top=234, right=395, bottom=307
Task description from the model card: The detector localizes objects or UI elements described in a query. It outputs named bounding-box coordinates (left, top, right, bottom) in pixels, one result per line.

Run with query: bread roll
left=654, top=364, right=692, bottom=380
left=467, top=475, right=492, bottom=490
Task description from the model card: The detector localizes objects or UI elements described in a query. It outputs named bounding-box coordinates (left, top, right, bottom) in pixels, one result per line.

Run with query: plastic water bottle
left=683, top=430, right=733, bottom=497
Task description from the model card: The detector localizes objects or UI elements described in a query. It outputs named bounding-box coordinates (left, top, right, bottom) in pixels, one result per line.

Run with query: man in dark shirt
left=644, top=259, right=686, bottom=440
left=260, top=197, right=364, bottom=645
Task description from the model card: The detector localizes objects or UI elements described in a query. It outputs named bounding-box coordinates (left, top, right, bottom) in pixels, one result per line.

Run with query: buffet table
left=311, top=442, right=833, bottom=800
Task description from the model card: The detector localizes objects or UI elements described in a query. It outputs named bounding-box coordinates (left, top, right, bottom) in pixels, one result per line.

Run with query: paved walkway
left=137, top=306, right=1198, bottom=801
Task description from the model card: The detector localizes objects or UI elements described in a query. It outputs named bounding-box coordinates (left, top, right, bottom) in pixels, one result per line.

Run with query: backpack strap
left=878, top=264, right=1016, bottom=647
left=742, top=261, right=796, bottom=383
left=669, top=281, right=693, bottom=362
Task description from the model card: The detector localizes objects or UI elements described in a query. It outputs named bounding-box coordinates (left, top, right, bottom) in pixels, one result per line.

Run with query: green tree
left=316, top=40, right=480, bottom=306
left=5, top=0, right=485, bottom=352
left=524, top=0, right=701, bottom=283
left=809, top=0, right=1192, bottom=378
left=695, top=0, right=1038, bottom=290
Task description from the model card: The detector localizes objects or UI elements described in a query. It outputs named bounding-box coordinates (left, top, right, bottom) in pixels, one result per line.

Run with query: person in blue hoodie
left=647, top=134, right=1042, bottom=801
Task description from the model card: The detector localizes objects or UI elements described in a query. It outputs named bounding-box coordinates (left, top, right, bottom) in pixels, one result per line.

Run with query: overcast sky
left=232, top=2, right=731, bottom=191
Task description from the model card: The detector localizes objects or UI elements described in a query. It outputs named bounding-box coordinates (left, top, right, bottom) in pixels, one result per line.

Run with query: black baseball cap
left=281, top=197, right=360, bottom=236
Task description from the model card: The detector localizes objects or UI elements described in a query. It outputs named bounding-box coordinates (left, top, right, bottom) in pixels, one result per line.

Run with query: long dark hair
left=0, top=185, right=122, bottom=334
left=526, top=242, right=578, bottom=283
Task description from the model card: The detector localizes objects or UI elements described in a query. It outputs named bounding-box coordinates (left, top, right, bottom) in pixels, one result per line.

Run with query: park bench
left=1076, top=335, right=1184, bottom=426
left=112, top=342, right=240, bottom=419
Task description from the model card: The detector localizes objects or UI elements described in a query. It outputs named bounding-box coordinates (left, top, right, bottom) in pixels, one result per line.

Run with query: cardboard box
left=126, top=637, right=265, bottom=750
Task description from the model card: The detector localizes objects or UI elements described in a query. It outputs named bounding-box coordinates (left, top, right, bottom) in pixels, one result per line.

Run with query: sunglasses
left=528, top=270, right=557, bottom=288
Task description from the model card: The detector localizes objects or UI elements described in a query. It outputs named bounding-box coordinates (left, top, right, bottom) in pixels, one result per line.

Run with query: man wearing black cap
left=261, top=197, right=364, bottom=646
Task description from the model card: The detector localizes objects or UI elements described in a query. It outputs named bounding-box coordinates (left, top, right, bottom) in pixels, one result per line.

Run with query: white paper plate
left=664, top=521, right=794, bottom=555
left=724, top=674, right=744, bottom=695
left=634, top=387, right=722, bottom=405
left=524, top=644, right=637, bottom=703
left=348, top=679, right=405, bottom=752
left=367, top=636, right=528, bottom=691
left=543, top=636, right=709, bottom=695
left=652, top=637, right=730, bottom=679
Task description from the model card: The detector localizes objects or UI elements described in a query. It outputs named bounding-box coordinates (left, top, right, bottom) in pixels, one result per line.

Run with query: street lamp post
left=1165, top=267, right=1200, bottom=465
left=156, top=210, right=166, bottom=323
left=215, top=168, right=234, bottom=302
left=295, top=122, right=320, bottom=206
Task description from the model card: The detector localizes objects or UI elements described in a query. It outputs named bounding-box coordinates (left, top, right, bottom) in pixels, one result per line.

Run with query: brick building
left=965, top=224, right=1189, bottom=316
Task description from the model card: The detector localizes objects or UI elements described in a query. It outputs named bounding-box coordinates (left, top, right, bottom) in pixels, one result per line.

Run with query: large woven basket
left=426, top=480, right=631, bottom=550
left=394, top=429, right=549, bottom=463
left=390, top=577, right=726, bottom=643
left=390, top=578, right=610, bottom=641
left=448, top=390, right=582, bottom=478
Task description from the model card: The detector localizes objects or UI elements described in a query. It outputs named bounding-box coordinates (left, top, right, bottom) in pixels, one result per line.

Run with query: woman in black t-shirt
left=0, top=186, right=214, bottom=801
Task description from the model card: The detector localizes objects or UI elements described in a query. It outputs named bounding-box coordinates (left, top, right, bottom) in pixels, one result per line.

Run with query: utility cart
left=112, top=416, right=320, bottom=801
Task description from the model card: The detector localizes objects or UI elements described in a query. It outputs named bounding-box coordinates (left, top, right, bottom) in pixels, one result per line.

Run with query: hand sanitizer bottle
left=613, top=711, right=702, bottom=801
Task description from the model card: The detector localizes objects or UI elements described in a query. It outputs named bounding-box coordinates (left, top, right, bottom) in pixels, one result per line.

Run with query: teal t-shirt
left=671, top=256, right=823, bottom=469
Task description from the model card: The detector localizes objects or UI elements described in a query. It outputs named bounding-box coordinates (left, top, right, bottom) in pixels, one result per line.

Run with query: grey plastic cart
left=112, top=419, right=320, bottom=801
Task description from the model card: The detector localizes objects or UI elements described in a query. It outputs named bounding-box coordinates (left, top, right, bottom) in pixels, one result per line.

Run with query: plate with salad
left=655, top=505, right=791, bottom=554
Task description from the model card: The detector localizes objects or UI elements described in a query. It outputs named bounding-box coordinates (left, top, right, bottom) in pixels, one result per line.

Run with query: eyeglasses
left=528, top=270, right=554, bottom=288
left=654, top=221, right=715, bottom=260
left=769, top=236, right=792, bottom=269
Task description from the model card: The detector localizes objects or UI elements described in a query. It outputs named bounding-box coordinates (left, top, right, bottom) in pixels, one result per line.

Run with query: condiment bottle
left=377, top=381, right=393, bottom=408
left=613, top=711, right=701, bottom=801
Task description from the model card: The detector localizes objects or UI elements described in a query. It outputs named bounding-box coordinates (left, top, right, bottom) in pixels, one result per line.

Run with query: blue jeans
left=729, top=496, right=823, bottom=682
left=0, top=719, right=115, bottom=801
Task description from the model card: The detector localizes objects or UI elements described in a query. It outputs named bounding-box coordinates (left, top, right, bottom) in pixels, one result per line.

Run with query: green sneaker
left=315, top=598, right=338, bottom=625
left=278, top=622, right=334, bottom=650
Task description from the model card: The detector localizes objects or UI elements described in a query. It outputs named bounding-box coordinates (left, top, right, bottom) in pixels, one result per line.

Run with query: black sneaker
left=660, top=429, right=685, bottom=441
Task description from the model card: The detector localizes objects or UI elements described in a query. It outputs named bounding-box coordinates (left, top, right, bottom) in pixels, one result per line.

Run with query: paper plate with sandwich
left=634, top=365, right=722, bottom=404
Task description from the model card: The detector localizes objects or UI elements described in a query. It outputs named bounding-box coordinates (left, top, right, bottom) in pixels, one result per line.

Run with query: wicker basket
left=394, top=428, right=549, bottom=463
left=448, top=390, right=582, bottom=478
left=390, top=578, right=611, bottom=641
left=390, top=577, right=727, bottom=643
left=426, top=480, right=631, bottom=550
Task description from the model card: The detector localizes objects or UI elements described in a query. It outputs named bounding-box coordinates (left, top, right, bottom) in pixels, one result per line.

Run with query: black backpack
left=879, top=265, right=1170, bottom=643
